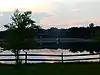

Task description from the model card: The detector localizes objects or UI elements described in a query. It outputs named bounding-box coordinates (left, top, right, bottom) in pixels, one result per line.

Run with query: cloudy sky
left=0, top=0, right=100, bottom=30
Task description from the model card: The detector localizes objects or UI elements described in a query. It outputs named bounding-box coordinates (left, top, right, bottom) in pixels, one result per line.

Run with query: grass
left=0, top=62, right=100, bottom=75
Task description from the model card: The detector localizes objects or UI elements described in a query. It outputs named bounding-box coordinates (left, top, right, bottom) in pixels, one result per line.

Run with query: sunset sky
left=0, top=0, right=100, bottom=30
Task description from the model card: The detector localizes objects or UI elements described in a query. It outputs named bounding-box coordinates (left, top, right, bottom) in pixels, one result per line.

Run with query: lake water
left=0, top=49, right=99, bottom=64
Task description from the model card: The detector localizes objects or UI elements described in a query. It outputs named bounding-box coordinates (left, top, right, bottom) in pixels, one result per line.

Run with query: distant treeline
left=0, top=23, right=100, bottom=53
left=34, top=23, right=100, bottom=39
left=0, top=23, right=99, bottom=39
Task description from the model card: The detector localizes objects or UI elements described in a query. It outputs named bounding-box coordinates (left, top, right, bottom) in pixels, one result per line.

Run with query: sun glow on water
left=0, top=49, right=99, bottom=64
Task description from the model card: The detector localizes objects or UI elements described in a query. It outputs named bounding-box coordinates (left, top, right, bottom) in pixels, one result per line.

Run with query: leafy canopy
left=1, top=9, right=41, bottom=50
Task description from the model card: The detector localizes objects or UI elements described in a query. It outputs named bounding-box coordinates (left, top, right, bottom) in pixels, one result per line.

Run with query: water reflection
left=0, top=49, right=99, bottom=64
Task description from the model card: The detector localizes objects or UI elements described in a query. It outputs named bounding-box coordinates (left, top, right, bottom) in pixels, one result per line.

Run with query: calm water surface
left=0, top=49, right=99, bottom=64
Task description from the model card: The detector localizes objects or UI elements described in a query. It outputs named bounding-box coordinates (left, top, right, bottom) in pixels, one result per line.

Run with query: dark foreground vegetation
left=0, top=62, right=100, bottom=75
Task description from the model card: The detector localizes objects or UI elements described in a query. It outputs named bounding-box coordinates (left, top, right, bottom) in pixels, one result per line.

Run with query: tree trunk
left=90, top=51, right=94, bottom=54
left=14, top=49, right=23, bottom=69
left=15, top=49, right=20, bottom=65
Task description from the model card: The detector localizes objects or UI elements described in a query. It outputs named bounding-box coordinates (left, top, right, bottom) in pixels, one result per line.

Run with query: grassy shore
left=0, top=62, right=100, bottom=75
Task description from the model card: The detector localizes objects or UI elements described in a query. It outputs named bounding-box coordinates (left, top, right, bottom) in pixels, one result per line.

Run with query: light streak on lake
left=0, top=49, right=99, bottom=64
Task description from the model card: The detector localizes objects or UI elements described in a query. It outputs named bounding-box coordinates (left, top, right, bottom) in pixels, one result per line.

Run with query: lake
left=0, top=49, right=99, bottom=64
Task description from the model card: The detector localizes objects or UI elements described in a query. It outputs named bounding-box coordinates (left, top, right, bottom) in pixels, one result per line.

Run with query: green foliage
left=0, top=63, right=100, bottom=75
left=92, top=31, right=100, bottom=41
left=2, top=9, right=41, bottom=50
left=89, top=23, right=94, bottom=28
left=1, top=9, right=41, bottom=64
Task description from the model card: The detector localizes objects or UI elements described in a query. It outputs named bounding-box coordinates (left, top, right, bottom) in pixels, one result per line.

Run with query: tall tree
left=89, top=23, right=94, bottom=28
left=0, top=9, right=41, bottom=64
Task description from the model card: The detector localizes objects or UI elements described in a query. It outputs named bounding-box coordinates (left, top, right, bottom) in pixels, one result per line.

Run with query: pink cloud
left=40, top=16, right=100, bottom=28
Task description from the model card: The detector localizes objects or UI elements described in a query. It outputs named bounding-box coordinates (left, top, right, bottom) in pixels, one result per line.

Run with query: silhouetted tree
left=0, top=9, right=41, bottom=64
left=67, top=23, right=100, bottom=54
left=89, top=23, right=94, bottom=28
